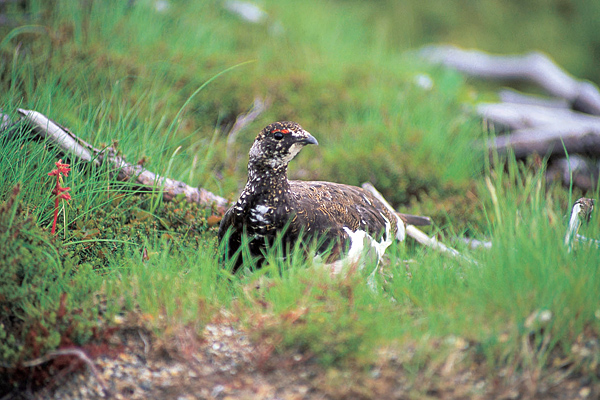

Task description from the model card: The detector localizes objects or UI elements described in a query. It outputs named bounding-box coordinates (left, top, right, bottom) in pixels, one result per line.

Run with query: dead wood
left=226, top=96, right=270, bottom=161
left=421, top=45, right=600, bottom=187
left=498, top=89, right=570, bottom=110
left=421, top=45, right=600, bottom=115
left=422, top=46, right=600, bottom=159
left=17, top=109, right=229, bottom=211
left=478, top=102, right=600, bottom=132
left=488, top=126, right=600, bottom=159
left=0, top=348, right=111, bottom=397
left=480, top=102, right=600, bottom=158
left=361, top=182, right=470, bottom=262
left=546, top=156, right=599, bottom=192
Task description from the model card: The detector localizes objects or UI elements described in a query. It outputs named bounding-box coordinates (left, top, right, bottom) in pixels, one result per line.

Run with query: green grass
left=0, top=0, right=599, bottom=393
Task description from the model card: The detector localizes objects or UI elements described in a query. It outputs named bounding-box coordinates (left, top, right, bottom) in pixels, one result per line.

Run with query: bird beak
left=299, top=132, right=319, bottom=146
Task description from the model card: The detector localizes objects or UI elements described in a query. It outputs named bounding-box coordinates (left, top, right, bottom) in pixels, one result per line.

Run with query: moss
left=0, top=185, right=97, bottom=370
left=68, top=191, right=217, bottom=268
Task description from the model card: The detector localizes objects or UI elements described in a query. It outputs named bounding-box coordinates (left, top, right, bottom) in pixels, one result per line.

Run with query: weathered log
left=488, top=125, right=600, bottom=159
left=498, top=89, right=570, bottom=109
left=546, top=156, right=599, bottom=192
left=421, top=46, right=600, bottom=170
left=477, top=102, right=600, bottom=158
left=17, top=109, right=229, bottom=211
left=478, top=102, right=600, bottom=132
left=421, top=45, right=600, bottom=115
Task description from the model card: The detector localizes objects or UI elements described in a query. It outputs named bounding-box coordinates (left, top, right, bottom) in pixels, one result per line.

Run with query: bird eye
left=273, top=131, right=284, bottom=140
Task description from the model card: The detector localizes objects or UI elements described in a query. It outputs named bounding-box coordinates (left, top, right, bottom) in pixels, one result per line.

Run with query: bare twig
left=361, top=182, right=431, bottom=228
left=360, top=182, right=471, bottom=262
left=421, top=45, right=600, bottom=115
left=405, top=225, right=463, bottom=258
left=18, top=109, right=96, bottom=162
left=226, top=96, right=270, bottom=159
left=138, top=329, right=150, bottom=356
left=20, top=348, right=110, bottom=397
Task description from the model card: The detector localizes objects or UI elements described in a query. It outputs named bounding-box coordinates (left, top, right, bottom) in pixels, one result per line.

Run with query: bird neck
left=245, top=162, right=291, bottom=197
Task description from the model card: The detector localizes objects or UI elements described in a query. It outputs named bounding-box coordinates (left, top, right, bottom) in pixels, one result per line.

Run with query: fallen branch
left=421, top=45, right=600, bottom=185
left=361, top=183, right=431, bottom=227
left=478, top=102, right=600, bottom=158
left=421, top=45, right=600, bottom=115
left=546, top=156, right=598, bottom=192
left=17, top=109, right=229, bottom=211
left=488, top=125, right=600, bottom=159
left=18, top=109, right=96, bottom=162
left=478, top=102, right=600, bottom=132
left=498, top=89, right=570, bottom=110
left=404, top=225, right=465, bottom=259
left=226, top=96, right=270, bottom=161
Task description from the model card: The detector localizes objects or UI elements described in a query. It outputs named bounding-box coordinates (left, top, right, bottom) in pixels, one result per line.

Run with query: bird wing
left=217, top=206, right=236, bottom=242
left=288, top=180, right=398, bottom=241
left=217, top=206, right=247, bottom=270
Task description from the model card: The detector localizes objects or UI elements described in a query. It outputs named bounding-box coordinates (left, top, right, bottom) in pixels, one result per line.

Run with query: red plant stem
left=51, top=168, right=62, bottom=235
left=51, top=195, right=60, bottom=235
left=49, top=159, right=71, bottom=235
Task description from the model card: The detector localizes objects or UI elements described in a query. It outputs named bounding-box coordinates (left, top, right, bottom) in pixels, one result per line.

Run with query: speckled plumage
left=218, top=121, right=404, bottom=273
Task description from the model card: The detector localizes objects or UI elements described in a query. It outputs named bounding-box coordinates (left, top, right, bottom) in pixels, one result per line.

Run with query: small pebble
left=211, top=384, right=225, bottom=397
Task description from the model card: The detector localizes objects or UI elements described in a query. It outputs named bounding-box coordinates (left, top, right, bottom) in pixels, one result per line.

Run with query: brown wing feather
left=288, top=181, right=398, bottom=241
left=217, top=207, right=234, bottom=242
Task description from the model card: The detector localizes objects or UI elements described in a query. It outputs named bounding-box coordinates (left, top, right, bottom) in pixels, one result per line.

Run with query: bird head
left=248, top=121, right=318, bottom=170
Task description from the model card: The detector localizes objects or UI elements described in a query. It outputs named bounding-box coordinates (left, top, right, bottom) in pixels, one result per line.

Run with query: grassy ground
left=1, top=0, right=599, bottom=397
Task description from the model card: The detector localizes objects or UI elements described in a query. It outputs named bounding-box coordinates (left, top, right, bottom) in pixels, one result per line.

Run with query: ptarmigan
left=218, top=121, right=420, bottom=274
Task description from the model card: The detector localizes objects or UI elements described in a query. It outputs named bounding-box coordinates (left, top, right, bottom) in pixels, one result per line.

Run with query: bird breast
left=250, top=204, right=271, bottom=224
